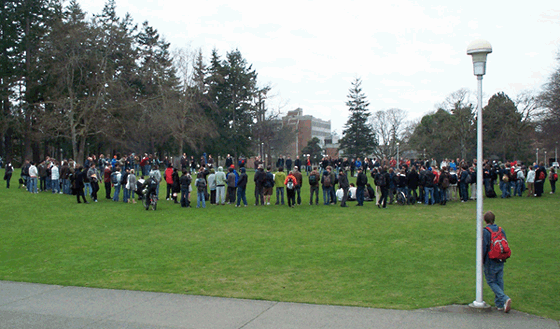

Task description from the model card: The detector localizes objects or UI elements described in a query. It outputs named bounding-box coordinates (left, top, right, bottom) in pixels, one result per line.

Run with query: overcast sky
left=81, top=0, right=560, bottom=135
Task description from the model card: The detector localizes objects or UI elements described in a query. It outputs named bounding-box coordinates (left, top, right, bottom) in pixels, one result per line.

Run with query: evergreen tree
left=339, top=78, right=376, bottom=159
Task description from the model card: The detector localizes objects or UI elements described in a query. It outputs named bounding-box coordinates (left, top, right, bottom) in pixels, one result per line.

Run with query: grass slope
left=1, top=169, right=558, bottom=319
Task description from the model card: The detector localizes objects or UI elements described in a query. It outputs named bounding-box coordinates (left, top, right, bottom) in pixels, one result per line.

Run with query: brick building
left=282, top=108, right=334, bottom=158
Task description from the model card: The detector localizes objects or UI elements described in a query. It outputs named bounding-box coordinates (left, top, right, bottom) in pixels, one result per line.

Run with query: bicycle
left=396, top=190, right=407, bottom=205
left=142, top=189, right=157, bottom=210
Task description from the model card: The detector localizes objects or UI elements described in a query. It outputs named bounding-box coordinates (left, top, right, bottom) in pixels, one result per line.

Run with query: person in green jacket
left=274, top=167, right=287, bottom=205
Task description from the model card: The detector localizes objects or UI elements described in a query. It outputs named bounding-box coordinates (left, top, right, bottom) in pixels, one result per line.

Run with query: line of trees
left=340, top=53, right=560, bottom=164
left=0, top=0, right=290, bottom=165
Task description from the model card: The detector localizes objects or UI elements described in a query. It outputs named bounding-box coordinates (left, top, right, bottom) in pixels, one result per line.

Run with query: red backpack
left=486, top=227, right=511, bottom=261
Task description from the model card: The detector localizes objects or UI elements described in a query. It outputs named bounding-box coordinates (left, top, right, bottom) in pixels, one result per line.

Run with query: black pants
left=91, top=181, right=99, bottom=201
left=309, top=185, right=319, bottom=204
left=5, top=173, right=12, bottom=188
left=380, top=187, right=388, bottom=208
left=287, top=188, right=296, bottom=207
left=76, top=188, right=87, bottom=203
left=228, top=186, right=236, bottom=203
left=105, top=182, right=112, bottom=199
left=340, top=187, right=349, bottom=207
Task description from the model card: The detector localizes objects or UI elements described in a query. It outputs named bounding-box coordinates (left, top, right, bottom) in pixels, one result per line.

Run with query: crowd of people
left=3, top=153, right=558, bottom=209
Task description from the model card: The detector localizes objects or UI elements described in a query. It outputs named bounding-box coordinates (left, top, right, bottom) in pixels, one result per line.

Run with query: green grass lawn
left=1, top=169, right=559, bottom=319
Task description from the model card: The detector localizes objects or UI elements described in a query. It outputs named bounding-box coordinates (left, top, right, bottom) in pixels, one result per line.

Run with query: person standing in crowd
left=112, top=167, right=122, bottom=202
left=459, top=164, right=470, bottom=202
left=171, top=167, right=180, bottom=204
left=438, top=166, right=450, bottom=205
left=355, top=167, right=367, bottom=206
left=179, top=169, right=192, bottom=207
left=149, top=165, right=162, bottom=199
left=85, top=163, right=99, bottom=202
left=263, top=166, right=275, bottom=206
left=103, top=165, right=112, bottom=199
left=226, top=165, right=238, bottom=205
left=285, top=156, right=292, bottom=172
left=38, top=161, right=47, bottom=192
left=378, top=166, right=390, bottom=209
left=338, top=169, right=349, bottom=207
left=165, top=164, right=174, bottom=201
left=549, top=167, right=557, bottom=194
left=293, top=166, right=303, bottom=205
left=74, top=166, right=88, bottom=204
left=207, top=168, right=217, bottom=205
left=127, top=169, right=137, bottom=204
left=274, top=167, right=286, bottom=205
left=284, top=171, right=297, bottom=207
left=534, top=162, right=547, bottom=197
left=28, top=161, right=38, bottom=193
left=321, top=169, right=332, bottom=205
left=60, top=161, right=71, bottom=195
left=236, top=167, right=248, bottom=207
left=215, top=166, right=227, bottom=205
left=483, top=211, right=512, bottom=313
left=254, top=165, right=266, bottom=206
left=308, top=167, right=320, bottom=205
left=4, top=162, right=13, bottom=188
left=195, top=172, right=206, bottom=208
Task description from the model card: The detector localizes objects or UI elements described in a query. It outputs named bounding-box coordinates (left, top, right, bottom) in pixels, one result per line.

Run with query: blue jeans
left=484, top=260, right=509, bottom=308
left=181, top=187, right=189, bottom=207
left=29, top=177, right=38, bottom=193
left=84, top=182, right=92, bottom=197
left=499, top=181, right=510, bottom=198
left=197, top=191, right=206, bottom=208
left=51, top=179, right=60, bottom=193
left=424, top=187, right=434, bottom=204
left=113, top=184, right=121, bottom=201
left=356, top=186, right=365, bottom=205
left=62, top=179, right=71, bottom=194
left=275, top=187, right=284, bottom=205
left=237, top=187, right=247, bottom=206
left=295, top=186, right=301, bottom=205
left=515, top=180, right=524, bottom=196
left=322, top=186, right=332, bottom=205
left=309, top=186, right=319, bottom=204
left=123, top=188, right=129, bottom=203
left=460, top=183, right=469, bottom=201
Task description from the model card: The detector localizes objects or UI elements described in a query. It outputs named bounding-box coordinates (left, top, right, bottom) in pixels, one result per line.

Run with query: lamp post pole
left=545, top=151, right=547, bottom=168
left=536, top=148, right=539, bottom=165
left=467, top=39, right=492, bottom=309
left=397, top=143, right=400, bottom=168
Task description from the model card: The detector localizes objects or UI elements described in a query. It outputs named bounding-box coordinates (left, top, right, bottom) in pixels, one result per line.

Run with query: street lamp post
left=397, top=142, right=400, bottom=168
left=467, top=39, right=492, bottom=309
left=536, top=148, right=539, bottom=165
left=545, top=151, right=547, bottom=168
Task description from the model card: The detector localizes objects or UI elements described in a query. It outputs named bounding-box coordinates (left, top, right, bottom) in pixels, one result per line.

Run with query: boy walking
left=483, top=211, right=512, bottom=313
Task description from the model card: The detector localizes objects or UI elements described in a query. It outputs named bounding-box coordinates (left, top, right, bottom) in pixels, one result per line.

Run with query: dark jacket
left=406, top=170, right=419, bottom=189
left=238, top=172, right=248, bottom=188
left=356, top=171, right=367, bottom=187
left=338, top=172, right=349, bottom=189
left=423, top=170, right=435, bottom=188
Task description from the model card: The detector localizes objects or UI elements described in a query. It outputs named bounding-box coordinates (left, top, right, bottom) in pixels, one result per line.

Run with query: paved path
left=1, top=281, right=557, bottom=329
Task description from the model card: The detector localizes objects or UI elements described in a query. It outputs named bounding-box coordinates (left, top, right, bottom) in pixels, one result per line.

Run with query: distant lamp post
left=467, top=39, right=492, bottom=310
left=536, top=148, right=539, bottom=165
left=396, top=142, right=400, bottom=167
left=545, top=151, right=547, bottom=168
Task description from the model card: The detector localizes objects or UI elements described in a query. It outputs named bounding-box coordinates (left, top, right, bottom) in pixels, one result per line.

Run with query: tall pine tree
left=339, top=78, right=376, bottom=159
